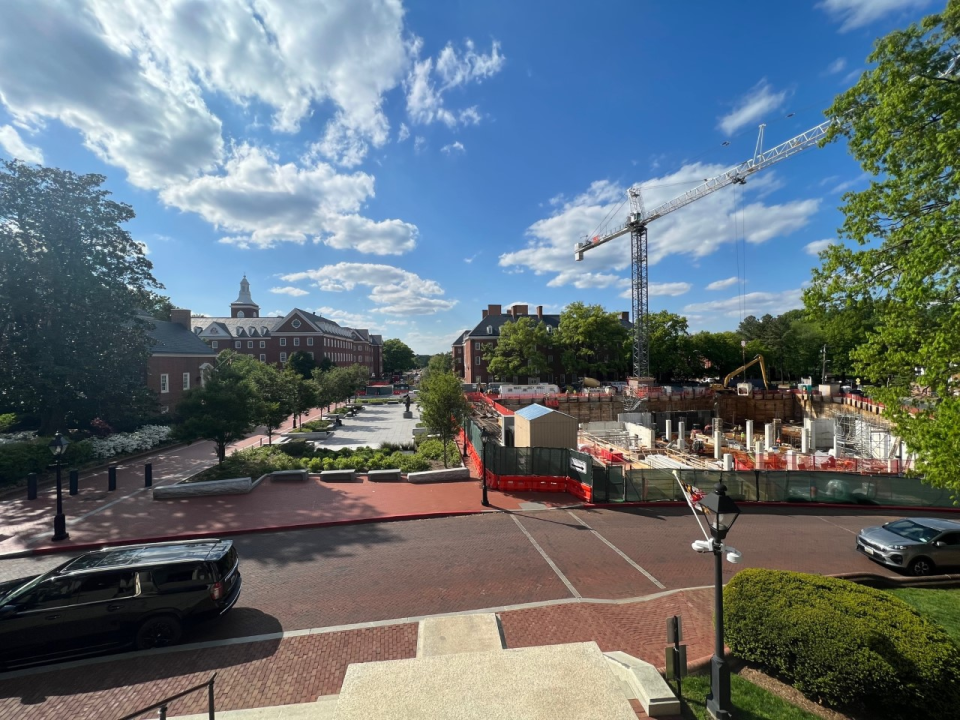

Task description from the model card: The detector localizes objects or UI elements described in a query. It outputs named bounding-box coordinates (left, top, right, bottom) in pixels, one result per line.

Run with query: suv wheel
left=908, top=557, right=935, bottom=576
left=136, top=615, right=182, bottom=650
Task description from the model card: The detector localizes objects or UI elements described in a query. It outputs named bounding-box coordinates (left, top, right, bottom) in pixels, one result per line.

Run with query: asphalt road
left=0, top=505, right=927, bottom=646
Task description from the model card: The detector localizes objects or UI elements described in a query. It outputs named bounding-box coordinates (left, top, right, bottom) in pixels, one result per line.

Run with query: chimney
left=621, top=311, right=630, bottom=322
left=512, top=304, right=528, bottom=316
left=487, top=304, right=502, bottom=317
left=536, top=305, right=543, bottom=319
left=482, top=309, right=488, bottom=319
left=171, top=308, right=191, bottom=330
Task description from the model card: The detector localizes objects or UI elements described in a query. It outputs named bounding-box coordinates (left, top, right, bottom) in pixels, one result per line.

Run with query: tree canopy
left=382, top=338, right=417, bottom=375
left=418, top=369, right=470, bottom=467
left=484, top=317, right=552, bottom=381
left=556, top=303, right=630, bottom=379
left=0, top=161, right=161, bottom=434
left=805, top=0, right=960, bottom=490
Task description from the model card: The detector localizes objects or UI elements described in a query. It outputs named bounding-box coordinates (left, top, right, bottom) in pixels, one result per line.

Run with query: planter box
left=407, top=468, right=471, bottom=484
left=271, top=469, right=308, bottom=482
left=320, top=469, right=357, bottom=482
left=368, top=469, right=403, bottom=482
left=281, top=431, right=333, bottom=440
left=154, top=476, right=252, bottom=499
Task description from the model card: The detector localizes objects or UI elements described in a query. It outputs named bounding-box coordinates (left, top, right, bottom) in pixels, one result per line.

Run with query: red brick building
left=192, top=277, right=383, bottom=378
left=453, top=303, right=631, bottom=386
left=144, top=311, right=217, bottom=413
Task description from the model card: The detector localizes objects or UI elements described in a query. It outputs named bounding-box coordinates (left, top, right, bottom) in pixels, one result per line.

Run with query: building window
left=280, top=338, right=286, bottom=346
left=548, top=355, right=554, bottom=362
left=160, top=405, right=169, bottom=414
left=160, top=374, right=169, bottom=393
left=474, top=341, right=480, bottom=351
left=307, top=337, right=314, bottom=346
left=292, top=319, right=301, bottom=328
left=280, top=352, right=287, bottom=362
left=260, top=354, right=266, bottom=361
left=260, top=341, right=265, bottom=348
left=294, top=338, right=300, bottom=346
left=182, top=373, right=190, bottom=390
left=212, top=341, right=218, bottom=349
left=247, top=341, right=253, bottom=348
left=308, top=352, right=314, bottom=359
left=235, top=340, right=241, bottom=348
left=473, top=358, right=479, bottom=367
left=237, top=310, right=245, bottom=318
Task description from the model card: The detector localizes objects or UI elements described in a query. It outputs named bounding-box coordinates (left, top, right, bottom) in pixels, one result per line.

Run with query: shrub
left=725, top=568, right=960, bottom=719
left=396, top=453, right=429, bottom=473
left=90, top=418, right=114, bottom=438
left=0, top=413, right=16, bottom=432
left=279, top=441, right=310, bottom=457
left=0, top=439, right=50, bottom=485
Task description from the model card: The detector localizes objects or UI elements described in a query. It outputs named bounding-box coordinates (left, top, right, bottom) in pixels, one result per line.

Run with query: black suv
left=0, top=539, right=241, bottom=669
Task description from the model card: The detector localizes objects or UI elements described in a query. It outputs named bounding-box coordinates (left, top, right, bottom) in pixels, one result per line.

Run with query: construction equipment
left=574, top=120, right=834, bottom=380
left=710, top=354, right=770, bottom=393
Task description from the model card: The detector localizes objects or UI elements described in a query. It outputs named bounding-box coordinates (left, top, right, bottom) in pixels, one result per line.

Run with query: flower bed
left=88, top=425, right=172, bottom=459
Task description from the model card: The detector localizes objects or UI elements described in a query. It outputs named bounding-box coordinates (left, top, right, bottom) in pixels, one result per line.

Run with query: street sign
left=665, top=645, right=687, bottom=679
left=666, top=615, right=683, bottom=644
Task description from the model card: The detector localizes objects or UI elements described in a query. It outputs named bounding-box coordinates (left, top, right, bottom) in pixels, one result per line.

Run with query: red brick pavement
left=0, top=624, right=418, bottom=720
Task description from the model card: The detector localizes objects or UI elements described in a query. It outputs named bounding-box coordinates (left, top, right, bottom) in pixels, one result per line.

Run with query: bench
left=367, top=469, right=403, bottom=482
left=320, top=469, right=357, bottom=483
left=271, top=469, right=308, bottom=482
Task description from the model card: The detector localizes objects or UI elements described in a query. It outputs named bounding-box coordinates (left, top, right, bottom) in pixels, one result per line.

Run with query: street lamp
left=698, top=482, right=741, bottom=720
left=48, top=431, right=70, bottom=542
left=480, top=429, right=491, bottom=507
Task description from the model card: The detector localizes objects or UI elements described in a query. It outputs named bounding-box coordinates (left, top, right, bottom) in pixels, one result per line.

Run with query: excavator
left=710, top=354, right=770, bottom=395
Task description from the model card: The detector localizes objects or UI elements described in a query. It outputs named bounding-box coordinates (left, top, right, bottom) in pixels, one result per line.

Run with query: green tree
left=484, top=317, right=551, bottom=381
left=284, top=366, right=317, bottom=426
left=418, top=371, right=470, bottom=468
left=805, top=0, right=960, bottom=491
left=647, top=311, right=698, bottom=383
left=286, top=350, right=316, bottom=379
left=557, top=303, right=630, bottom=379
left=249, top=362, right=292, bottom=445
left=174, top=351, right=257, bottom=463
left=689, top=331, right=743, bottom=380
left=382, top=339, right=417, bottom=375
left=0, top=161, right=162, bottom=433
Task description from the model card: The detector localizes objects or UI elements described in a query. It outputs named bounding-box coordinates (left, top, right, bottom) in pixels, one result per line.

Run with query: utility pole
left=821, top=344, right=828, bottom=384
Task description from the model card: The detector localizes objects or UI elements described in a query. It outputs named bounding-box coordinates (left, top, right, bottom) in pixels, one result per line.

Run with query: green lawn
left=678, top=674, right=821, bottom=720
left=888, top=588, right=960, bottom=645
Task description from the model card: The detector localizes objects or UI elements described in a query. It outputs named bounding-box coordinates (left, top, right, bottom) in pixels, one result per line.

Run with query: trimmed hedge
left=725, top=568, right=960, bottom=719
left=0, top=438, right=95, bottom=487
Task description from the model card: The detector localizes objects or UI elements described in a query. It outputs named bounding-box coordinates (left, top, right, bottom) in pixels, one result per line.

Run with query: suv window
left=150, top=563, right=211, bottom=591
left=18, top=577, right=80, bottom=610
left=937, top=532, right=960, bottom=546
left=216, top=547, right=238, bottom=580
left=76, top=571, right=137, bottom=604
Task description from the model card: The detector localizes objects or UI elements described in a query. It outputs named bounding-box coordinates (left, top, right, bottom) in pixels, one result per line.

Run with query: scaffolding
left=834, top=412, right=901, bottom=461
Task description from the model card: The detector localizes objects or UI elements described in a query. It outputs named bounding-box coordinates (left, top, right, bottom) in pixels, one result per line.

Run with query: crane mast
left=575, top=119, right=834, bottom=380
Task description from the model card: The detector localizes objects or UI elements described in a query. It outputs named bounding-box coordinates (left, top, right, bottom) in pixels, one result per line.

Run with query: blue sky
left=0, top=0, right=941, bottom=354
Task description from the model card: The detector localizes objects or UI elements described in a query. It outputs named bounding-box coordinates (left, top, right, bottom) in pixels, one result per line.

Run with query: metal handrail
left=117, top=673, right=216, bottom=720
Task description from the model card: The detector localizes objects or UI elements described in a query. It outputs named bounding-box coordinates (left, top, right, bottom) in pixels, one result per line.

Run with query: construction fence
left=463, top=420, right=954, bottom=509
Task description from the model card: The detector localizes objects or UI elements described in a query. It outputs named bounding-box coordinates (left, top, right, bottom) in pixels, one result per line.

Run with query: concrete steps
left=170, top=694, right=338, bottom=719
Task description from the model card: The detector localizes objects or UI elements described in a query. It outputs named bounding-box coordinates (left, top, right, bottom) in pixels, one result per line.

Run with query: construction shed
left=514, top=404, right=578, bottom=449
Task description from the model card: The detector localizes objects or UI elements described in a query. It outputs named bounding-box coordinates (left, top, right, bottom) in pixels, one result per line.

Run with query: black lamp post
left=480, top=430, right=491, bottom=507
left=48, top=431, right=70, bottom=542
left=698, top=482, right=741, bottom=720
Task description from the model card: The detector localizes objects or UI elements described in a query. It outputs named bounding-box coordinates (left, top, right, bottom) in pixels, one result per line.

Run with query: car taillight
left=210, top=582, right=224, bottom=601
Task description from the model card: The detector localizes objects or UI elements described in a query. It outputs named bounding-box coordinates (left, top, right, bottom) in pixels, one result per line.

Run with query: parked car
left=0, top=539, right=241, bottom=669
left=856, top=517, right=960, bottom=576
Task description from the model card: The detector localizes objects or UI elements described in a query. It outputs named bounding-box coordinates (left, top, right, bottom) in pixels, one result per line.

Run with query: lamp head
left=698, top=482, right=741, bottom=540
left=48, top=431, right=70, bottom=458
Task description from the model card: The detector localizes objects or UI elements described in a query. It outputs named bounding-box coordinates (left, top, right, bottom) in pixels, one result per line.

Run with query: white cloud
left=817, top=0, right=932, bottom=31
left=804, top=239, right=835, bottom=256
left=281, top=263, right=456, bottom=315
left=718, top=80, right=788, bottom=136
left=312, top=306, right=379, bottom=330
left=0, top=124, right=43, bottom=163
left=831, top=172, right=870, bottom=194
left=136, top=240, right=150, bottom=255
left=270, top=286, right=310, bottom=296
left=414, top=136, right=426, bottom=154
left=398, top=123, right=410, bottom=142
left=310, top=112, right=389, bottom=168
left=706, top=277, right=739, bottom=291
left=825, top=57, right=847, bottom=75
left=322, top=215, right=418, bottom=255
left=651, top=282, right=692, bottom=297
left=405, top=38, right=504, bottom=128
left=464, top=252, right=480, bottom=264
left=500, top=168, right=820, bottom=288
left=441, top=141, right=465, bottom=155
left=683, top=289, right=804, bottom=318
left=843, top=68, right=864, bottom=84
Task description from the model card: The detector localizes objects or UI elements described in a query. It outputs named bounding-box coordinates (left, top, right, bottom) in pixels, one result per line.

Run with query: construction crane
left=574, top=119, right=834, bottom=382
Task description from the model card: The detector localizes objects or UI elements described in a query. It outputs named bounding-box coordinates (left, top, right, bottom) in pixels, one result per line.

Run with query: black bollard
left=108, top=465, right=117, bottom=491
left=144, top=463, right=153, bottom=487
left=27, top=472, right=37, bottom=500
left=69, top=469, right=79, bottom=495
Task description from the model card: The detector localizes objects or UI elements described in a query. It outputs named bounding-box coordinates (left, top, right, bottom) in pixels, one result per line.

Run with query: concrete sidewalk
left=0, top=403, right=577, bottom=558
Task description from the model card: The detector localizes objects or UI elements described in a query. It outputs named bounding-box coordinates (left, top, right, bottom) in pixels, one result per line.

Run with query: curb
left=3, top=509, right=497, bottom=559
left=581, top=500, right=960, bottom=514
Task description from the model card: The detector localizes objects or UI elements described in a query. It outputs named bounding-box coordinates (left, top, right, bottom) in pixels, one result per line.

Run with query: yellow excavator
left=710, top=354, right=771, bottom=394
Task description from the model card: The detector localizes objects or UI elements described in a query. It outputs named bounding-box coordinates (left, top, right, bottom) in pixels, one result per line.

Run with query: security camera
left=725, top=546, right=742, bottom=564
left=691, top=539, right=714, bottom=553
